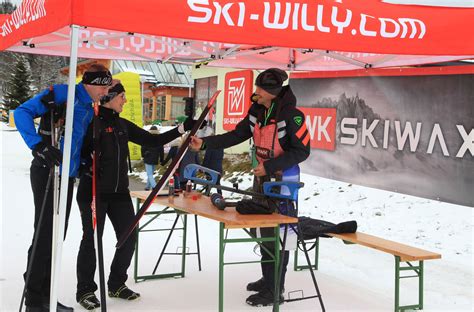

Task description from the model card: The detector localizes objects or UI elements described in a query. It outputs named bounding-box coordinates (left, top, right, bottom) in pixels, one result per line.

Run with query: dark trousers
left=251, top=227, right=290, bottom=292
left=76, top=198, right=136, bottom=300
left=25, top=165, right=74, bottom=306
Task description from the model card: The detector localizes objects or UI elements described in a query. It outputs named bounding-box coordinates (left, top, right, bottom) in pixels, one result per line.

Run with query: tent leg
left=49, top=24, right=80, bottom=312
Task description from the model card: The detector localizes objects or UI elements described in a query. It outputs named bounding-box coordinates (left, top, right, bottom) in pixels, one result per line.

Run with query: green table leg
left=395, top=256, right=400, bottom=312
left=273, top=226, right=280, bottom=312
left=181, top=214, right=188, bottom=278
left=419, top=260, right=424, bottom=310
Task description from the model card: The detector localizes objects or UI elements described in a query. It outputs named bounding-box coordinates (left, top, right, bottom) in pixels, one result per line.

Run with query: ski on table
left=116, top=90, right=221, bottom=249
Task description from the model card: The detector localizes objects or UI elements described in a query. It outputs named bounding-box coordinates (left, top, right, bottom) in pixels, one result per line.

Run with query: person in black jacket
left=141, top=126, right=164, bottom=190
left=75, top=82, right=198, bottom=310
left=190, top=68, right=310, bottom=307
left=201, top=127, right=224, bottom=194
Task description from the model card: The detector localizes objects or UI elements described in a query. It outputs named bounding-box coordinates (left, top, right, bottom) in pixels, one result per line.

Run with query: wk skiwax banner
left=114, top=72, right=143, bottom=160
left=291, top=69, right=473, bottom=207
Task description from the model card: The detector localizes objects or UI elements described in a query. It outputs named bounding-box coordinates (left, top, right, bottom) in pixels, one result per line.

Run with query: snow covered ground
left=1, top=122, right=473, bottom=311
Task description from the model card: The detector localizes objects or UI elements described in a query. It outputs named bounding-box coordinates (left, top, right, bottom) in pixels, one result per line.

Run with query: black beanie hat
left=255, top=68, right=288, bottom=96
left=100, top=83, right=126, bottom=105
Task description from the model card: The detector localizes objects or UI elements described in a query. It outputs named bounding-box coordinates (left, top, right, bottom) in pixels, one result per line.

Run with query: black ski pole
left=19, top=168, right=54, bottom=312
left=92, top=101, right=107, bottom=311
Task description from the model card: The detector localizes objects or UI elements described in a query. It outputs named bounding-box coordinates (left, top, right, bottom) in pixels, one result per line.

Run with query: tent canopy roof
left=1, top=0, right=473, bottom=71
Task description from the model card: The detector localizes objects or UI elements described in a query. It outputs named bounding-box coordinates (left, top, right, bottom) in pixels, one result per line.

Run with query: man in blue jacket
left=15, top=63, right=112, bottom=312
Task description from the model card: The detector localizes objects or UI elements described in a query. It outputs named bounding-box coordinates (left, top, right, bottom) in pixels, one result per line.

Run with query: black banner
left=291, top=73, right=474, bottom=207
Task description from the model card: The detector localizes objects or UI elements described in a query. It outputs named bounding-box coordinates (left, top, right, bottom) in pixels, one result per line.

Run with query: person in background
left=15, top=63, right=112, bottom=312
left=141, top=125, right=164, bottom=190
left=160, top=134, right=180, bottom=166
left=201, top=127, right=224, bottom=194
left=176, top=135, right=200, bottom=190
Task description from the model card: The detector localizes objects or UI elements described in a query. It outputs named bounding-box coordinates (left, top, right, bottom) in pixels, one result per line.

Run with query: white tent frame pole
left=49, top=24, right=80, bottom=312
left=231, top=46, right=278, bottom=58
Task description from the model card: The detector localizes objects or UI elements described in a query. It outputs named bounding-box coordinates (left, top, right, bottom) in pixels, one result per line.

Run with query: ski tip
left=207, top=90, right=221, bottom=108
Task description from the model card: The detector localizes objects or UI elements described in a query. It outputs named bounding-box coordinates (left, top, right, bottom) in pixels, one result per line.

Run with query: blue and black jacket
left=14, top=83, right=94, bottom=178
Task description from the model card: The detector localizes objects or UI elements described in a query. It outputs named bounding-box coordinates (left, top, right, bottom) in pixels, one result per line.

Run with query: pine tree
left=3, top=55, right=33, bottom=111
left=0, top=1, right=16, bottom=14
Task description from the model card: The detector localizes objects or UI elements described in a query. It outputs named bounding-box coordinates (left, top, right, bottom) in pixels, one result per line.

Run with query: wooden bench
left=294, top=231, right=441, bottom=312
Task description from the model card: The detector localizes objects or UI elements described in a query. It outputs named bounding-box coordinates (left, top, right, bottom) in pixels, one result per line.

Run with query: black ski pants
left=25, top=164, right=74, bottom=306
left=251, top=227, right=290, bottom=293
left=76, top=197, right=136, bottom=301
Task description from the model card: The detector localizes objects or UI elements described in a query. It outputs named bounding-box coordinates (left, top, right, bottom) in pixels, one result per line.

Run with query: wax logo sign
left=299, top=107, right=337, bottom=151
left=223, top=70, right=254, bottom=131
left=227, top=78, right=246, bottom=116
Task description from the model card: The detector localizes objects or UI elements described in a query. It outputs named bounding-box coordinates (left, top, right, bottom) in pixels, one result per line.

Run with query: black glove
left=32, top=142, right=62, bottom=168
left=183, top=117, right=207, bottom=132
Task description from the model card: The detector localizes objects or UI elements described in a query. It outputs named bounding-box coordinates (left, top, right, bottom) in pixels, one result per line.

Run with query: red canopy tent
left=1, top=0, right=474, bottom=70
left=1, top=1, right=473, bottom=310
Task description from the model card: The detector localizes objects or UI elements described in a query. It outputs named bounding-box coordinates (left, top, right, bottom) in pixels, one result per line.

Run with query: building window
left=195, top=76, right=218, bottom=129
left=156, top=96, right=166, bottom=121
left=143, top=96, right=153, bottom=122
left=170, top=96, right=186, bottom=121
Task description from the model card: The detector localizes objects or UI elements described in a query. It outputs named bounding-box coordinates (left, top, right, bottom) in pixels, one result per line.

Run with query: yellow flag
left=114, top=72, right=143, bottom=160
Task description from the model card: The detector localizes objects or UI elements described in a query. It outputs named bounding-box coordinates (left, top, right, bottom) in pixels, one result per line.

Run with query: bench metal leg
left=294, top=237, right=319, bottom=271
left=152, top=215, right=180, bottom=274
left=395, top=256, right=424, bottom=311
left=134, top=198, right=201, bottom=282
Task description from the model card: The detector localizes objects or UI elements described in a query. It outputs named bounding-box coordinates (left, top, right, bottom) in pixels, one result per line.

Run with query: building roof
left=112, top=60, right=193, bottom=88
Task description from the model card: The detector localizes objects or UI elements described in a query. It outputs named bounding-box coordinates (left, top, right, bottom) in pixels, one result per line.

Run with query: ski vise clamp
left=262, top=181, right=304, bottom=201
left=183, top=164, right=220, bottom=185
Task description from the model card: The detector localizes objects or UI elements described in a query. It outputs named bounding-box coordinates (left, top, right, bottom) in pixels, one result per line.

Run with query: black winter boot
left=108, top=285, right=140, bottom=300
left=78, top=293, right=101, bottom=310
left=246, top=288, right=284, bottom=307
left=246, top=277, right=266, bottom=292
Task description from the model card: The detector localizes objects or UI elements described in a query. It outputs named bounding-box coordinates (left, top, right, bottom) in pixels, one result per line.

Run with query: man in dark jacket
left=15, top=63, right=112, bottom=312
left=190, top=68, right=310, bottom=307
left=75, top=82, right=198, bottom=310
left=201, top=127, right=224, bottom=194
left=141, top=126, right=164, bottom=190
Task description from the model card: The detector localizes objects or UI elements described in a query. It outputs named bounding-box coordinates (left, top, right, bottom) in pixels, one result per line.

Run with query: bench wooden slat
left=328, top=232, right=441, bottom=262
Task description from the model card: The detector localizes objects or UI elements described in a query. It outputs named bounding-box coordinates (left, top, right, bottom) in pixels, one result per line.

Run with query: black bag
left=298, top=216, right=357, bottom=240
left=236, top=199, right=274, bottom=214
